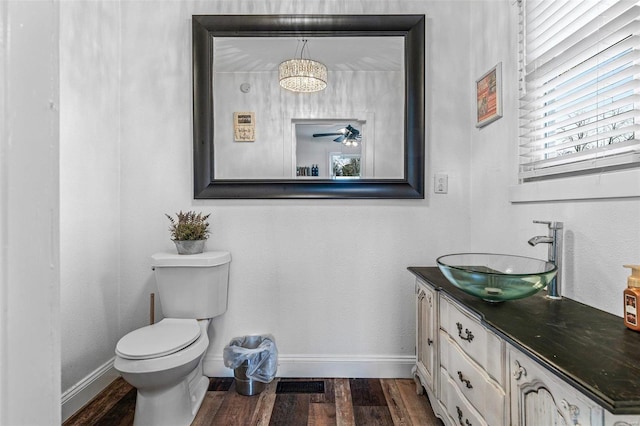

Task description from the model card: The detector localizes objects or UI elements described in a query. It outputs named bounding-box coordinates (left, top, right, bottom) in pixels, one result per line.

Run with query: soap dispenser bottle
left=623, top=265, right=640, bottom=332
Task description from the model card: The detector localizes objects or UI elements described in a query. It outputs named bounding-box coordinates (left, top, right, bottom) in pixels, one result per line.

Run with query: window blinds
left=519, top=0, right=640, bottom=181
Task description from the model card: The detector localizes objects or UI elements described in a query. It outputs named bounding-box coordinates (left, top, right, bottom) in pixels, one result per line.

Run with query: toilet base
left=132, top=367, right=209, bottom=426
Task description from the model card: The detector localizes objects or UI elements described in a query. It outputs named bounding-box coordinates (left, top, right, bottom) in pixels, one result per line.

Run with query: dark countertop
left=408, top=266, right=640, bottom=415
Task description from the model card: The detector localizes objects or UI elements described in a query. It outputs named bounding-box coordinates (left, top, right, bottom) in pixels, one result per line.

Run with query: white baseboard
left=61, top=357, right=119, bottom=422
left=203, top=353, right=416, bottom=379
left=62, top=353, right=415, bottom=421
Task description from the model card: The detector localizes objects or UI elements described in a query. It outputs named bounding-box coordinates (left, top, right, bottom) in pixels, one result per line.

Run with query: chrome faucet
left=528, top=220, right=563, bottom=300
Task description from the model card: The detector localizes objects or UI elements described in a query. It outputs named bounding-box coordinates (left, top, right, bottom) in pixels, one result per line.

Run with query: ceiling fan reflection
left=312, top=124, right=362, bottom=145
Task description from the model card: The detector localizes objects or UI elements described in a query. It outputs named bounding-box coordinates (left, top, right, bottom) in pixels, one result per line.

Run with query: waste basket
left=223, top=334, right=278, bottom=396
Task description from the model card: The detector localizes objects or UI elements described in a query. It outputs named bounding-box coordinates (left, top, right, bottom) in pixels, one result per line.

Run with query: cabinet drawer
left=440, top=366, right=487, bottom=426
left=508, top=346, right=603, bottom=426
left=604, top=411, right=640, bottom=425
left=440, top=330, right=506, bottom=426
left=440, top=295, right=504, bottom=385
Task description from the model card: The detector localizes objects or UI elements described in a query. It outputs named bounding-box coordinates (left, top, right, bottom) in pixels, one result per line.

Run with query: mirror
left=212, top=37, right=404, bottom=180
left=193, top=14, right=425, bottom=199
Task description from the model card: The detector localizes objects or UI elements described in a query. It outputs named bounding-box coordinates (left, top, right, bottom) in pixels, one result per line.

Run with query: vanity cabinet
left=411, top=268, right=640, bottom=426
left=415, top=279, right=437, bottom=395
left=508, top=346, right=602, bottom=425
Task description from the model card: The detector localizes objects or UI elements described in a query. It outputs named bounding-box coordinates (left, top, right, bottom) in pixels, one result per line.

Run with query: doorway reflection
left=294, top=120, right=366, bottom=179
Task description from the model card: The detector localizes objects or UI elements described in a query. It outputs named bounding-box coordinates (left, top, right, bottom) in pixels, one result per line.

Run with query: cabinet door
left=509, top=346, right=603, bottom=426
left=416, top=281, right=437, bottom=392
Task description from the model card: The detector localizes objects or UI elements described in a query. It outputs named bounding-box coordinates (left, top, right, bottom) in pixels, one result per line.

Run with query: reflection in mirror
left=212, top=37, right=404, bottom=180
left=295, top=121, right=365, bottom=179
left=192, top=14, right=425, bottom=198
left=332, top=154, right=361, bottom=179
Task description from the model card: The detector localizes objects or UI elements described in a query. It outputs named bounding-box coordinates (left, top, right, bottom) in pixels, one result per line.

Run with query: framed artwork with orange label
left=476, top=63, right=502, bottom=128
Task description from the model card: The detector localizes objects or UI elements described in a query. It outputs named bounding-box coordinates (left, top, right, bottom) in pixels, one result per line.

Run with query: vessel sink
left=436, top=253, right=558, bottom=302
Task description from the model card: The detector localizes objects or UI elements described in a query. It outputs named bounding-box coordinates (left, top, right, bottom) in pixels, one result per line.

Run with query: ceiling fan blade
left=312, top=125, right=361, bottom=142
left=313, top=132, right=343, bottom=137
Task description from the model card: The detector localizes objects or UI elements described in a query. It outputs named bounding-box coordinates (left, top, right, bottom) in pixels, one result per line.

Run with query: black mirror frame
left=192, top=14, right=425, bottom=199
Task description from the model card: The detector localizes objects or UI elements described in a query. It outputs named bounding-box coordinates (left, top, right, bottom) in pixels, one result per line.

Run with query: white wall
left=0, top=1, right=61, bottom=424
left=468, top=0, right=640, bottom=316
left=115, top=0, right=472, bottom=377
left=57, top=0, right=475, bottom=407
left=59, top=0, right=122, bottom=408
left=214, top=70, right=404, bottom=179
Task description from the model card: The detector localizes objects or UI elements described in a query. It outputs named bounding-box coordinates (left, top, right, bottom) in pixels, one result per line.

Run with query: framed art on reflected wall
left=476, top=62, right=502, bottom=128
left=234, top=112, right=255, bottom=142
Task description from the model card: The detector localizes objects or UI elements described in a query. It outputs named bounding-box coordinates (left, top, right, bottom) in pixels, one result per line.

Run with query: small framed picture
left=233, top=112, right=255, bottom=142
left=476, top=63, right=502, bottom=128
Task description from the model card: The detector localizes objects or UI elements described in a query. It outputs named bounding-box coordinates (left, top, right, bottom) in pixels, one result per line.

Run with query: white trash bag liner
left=223, top=334, right=278, bottom=383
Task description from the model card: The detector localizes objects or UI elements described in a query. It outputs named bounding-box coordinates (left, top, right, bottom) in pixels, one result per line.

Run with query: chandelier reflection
left=279, top=40, right=327, bottom=93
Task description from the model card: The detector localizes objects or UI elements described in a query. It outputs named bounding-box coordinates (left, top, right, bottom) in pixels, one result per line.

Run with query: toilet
left=114, top=251, right=231, bottom=426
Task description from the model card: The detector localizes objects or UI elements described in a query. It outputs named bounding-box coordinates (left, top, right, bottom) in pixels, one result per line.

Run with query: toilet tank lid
left=152, top=251, right=231, bottom=267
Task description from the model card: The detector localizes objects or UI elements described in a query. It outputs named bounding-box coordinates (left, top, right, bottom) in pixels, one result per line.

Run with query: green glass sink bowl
left=436, top=253, right=558, bottom=302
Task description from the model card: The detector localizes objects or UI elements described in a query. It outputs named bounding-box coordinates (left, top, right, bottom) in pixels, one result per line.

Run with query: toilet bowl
left=114, top=319, right=210, bottom=426
left=114, top=251, right=231, bottom=426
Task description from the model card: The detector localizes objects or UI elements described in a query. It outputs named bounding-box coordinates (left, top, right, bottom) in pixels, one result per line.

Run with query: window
left=330, top=153, right=361, bottom=179
left=518, top=0, right=640, bottom=181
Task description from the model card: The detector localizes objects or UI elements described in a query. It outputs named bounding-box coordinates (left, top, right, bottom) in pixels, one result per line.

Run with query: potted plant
left=165, top=210, right=210, bottom=254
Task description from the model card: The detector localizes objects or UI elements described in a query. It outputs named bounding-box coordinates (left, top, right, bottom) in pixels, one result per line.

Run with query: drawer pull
left=561, top=399, right=580, bottom=425
left=456, top=406, right=472, bottom=426
left=513, top=360, right=527, bottom=381
left=456, top=322, right=475, bottom=342
left=427, top=338, right=434, bottom=346
left=457, top=371, right=473, bottom=389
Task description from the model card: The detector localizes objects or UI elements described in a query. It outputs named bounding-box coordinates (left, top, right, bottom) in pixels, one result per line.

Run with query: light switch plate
left=434, top=173, right=448, bottom=194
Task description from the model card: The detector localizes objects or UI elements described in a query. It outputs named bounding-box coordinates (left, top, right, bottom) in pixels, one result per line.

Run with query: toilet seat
left=116, top=318, right=201, bottom=360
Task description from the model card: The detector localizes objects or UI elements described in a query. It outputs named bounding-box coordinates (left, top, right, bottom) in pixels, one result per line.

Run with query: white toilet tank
left=151, top=251, right=231, bottom=319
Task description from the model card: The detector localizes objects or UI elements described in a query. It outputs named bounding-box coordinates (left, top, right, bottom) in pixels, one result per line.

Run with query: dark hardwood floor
left=63, top=377, right=443, bottom=425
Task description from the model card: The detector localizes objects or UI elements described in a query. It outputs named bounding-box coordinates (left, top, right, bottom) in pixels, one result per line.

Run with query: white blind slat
left=526, top=2, right=598, bottom=54
left=526, top=2, right=573, bottom=42
left=519, top=78, right=639, bottom=122
left=522, top=120, right=640, bottom=154
left=522, top=38, right=640, bottom=101
left=521, top=138, right=640, bottom=165
left=522, top=95, right=640, bottom=138
left=521, top=64, right=640, bottom=114
left=519, top=151, right=640, bottom=179
left=526, top=0, right=562, bottom=22
left=526, top=9, right=640, bottom=80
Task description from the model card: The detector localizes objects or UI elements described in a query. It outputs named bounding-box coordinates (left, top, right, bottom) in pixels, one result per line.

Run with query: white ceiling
left=213, top=36, right=404, bottom=73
